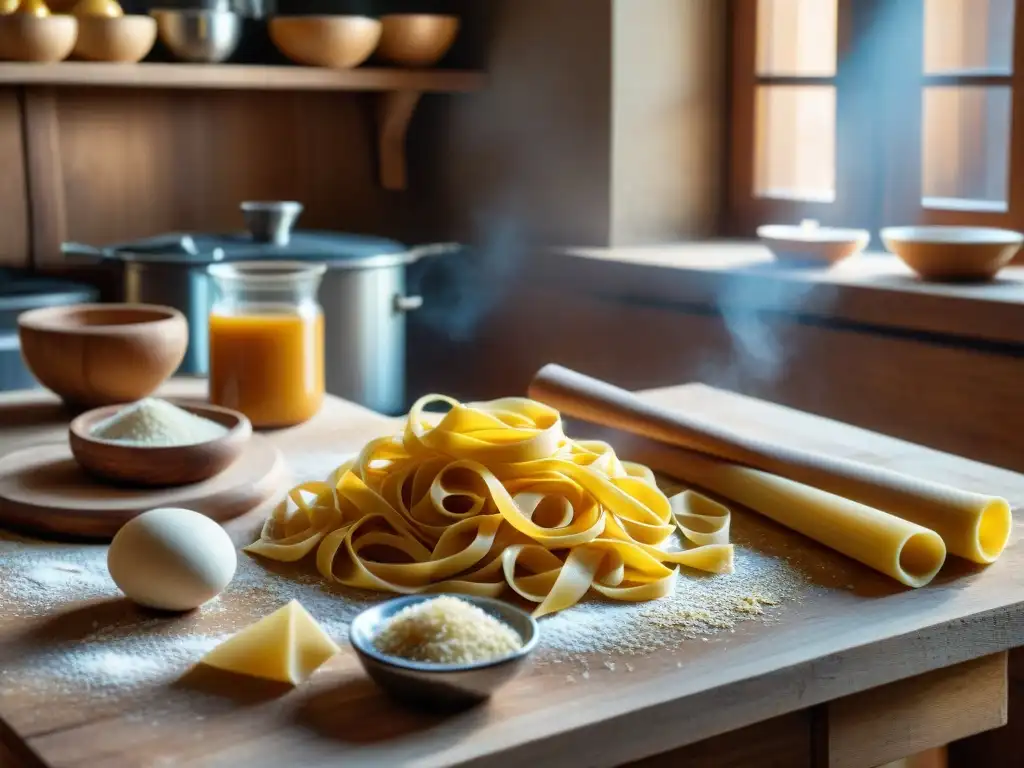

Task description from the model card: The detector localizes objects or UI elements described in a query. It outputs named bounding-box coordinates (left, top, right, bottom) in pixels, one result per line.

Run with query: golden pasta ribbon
left=245, top=395, right=735, bottom=617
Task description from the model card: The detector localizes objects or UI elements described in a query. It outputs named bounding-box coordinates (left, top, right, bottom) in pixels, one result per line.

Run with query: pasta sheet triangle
left=200, top=600, right=341, bottom=685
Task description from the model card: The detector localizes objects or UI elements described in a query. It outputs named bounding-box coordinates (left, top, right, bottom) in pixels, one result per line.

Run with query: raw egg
left=108, top=507, right=237, bottom=612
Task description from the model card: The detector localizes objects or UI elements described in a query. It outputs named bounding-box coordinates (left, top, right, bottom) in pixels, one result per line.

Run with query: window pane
left=756, top=0, right=838, bottom=77
left=924, top=0, right=1015, bottom=74
left=754, top=85, right=836, bottom=203
left=922, top=86, right=1011, bottom=210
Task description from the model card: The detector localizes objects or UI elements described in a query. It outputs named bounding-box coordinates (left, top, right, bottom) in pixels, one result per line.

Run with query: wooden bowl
left=758, top=222, right=870, bottom=265
left=269, top=15, right=381, bottom=69
left=73, top=14, right=155, bottom=61
left=18, top=304, right=188, bottom=408
left=0, top=13, right=77, bottom=61
left=71, top=0, right=122, bottom=17
left=881, top=225, right=1024, bottom=281
left=69, top=401, right=251, bottom=487
left=377, top=13, right=459, bottom=67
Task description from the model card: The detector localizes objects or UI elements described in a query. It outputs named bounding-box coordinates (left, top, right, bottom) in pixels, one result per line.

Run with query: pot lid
left=84, top=230, right=429, bottom=269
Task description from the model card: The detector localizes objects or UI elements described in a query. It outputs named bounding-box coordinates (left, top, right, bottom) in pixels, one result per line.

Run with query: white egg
left=107, top=507, right=237, bottom=611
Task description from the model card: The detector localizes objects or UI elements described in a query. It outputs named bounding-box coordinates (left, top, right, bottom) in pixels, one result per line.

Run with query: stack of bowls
left=269, top=12, right=459, bottom=69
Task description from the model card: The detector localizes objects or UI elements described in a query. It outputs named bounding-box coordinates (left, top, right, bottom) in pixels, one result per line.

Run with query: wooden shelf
left=0, top=63, right=486, bottom=192
left=0, top=62, right=486, bottom=92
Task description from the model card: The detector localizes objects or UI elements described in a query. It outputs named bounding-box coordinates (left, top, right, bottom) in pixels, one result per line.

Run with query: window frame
left=882, top=0, right=1024, bottom=230
left=726, top=0, right=1024, bottom=239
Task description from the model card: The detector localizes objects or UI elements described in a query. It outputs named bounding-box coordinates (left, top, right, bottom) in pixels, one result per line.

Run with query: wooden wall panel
left=53, top=89, right=428, bottom=254
left=425, top=0, right=615, bottom=245
left=611, top=0, right=726, bottom=244
left=0, top=88, right=28, bottom=270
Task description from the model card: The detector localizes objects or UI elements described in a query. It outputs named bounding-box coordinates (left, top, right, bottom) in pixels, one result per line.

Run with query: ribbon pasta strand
left=245, top=395, right=735, bottom=617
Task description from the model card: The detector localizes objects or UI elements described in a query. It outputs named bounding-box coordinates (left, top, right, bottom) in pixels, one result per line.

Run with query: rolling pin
left=528, top=364, right=1012, bottom=564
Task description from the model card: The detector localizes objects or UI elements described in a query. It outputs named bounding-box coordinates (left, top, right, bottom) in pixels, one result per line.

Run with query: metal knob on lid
left=240, top=201, right=303, bottom=247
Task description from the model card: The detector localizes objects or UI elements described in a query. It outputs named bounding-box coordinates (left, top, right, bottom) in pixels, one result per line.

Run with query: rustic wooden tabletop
left=0, top=380, right=1021, bottom=768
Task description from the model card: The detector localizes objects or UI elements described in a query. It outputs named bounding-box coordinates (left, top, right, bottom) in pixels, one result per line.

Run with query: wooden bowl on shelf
left=0, top=13, right=77, bottom=61
left=377, top=13, right=459, bottom=67
left=70, top=401, right=251, bottom=487
left=881, top=225, right=1024, bottom=281
left=73, top=14, right=156, bottom=61
left=18, top=304, right=188, bottom=408
left=269, top=15, right=381, bottom=69
left=70, top=0, right=123, bottom=17
left=757, top=221, right=870, bottom=266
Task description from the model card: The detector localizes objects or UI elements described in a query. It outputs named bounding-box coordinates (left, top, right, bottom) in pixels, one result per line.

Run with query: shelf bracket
left=376, top=90, right=423, bottom=192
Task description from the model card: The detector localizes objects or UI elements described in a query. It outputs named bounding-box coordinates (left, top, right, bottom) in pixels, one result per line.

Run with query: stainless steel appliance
left=62, top=204, right=458, bottom=415
left=0, top=273, right=98, bottom=392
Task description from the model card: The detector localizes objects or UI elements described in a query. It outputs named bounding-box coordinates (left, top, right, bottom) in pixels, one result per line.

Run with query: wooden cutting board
left=0, top=435, right=287, bottom=539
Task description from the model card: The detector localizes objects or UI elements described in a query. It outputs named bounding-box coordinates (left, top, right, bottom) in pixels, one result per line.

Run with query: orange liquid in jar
left=208, top=312, right=324, bottom=428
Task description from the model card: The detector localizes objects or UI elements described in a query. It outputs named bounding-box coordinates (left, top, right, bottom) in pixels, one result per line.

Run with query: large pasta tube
left=661, top=449, right=947, bottom=588
left=529, top=364, right=1011, bottom=565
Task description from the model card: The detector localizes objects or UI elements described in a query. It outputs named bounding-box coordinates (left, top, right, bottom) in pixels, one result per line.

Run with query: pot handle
left=404, top=242, right=462, bottom=263
left=394, top=294, right=424, bottom=312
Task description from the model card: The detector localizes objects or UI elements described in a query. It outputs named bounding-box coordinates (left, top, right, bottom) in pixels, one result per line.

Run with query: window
left=727, top=0, right=1024, bottom=237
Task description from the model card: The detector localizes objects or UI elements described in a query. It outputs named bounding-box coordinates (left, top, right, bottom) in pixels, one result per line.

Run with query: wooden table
left=1, top=379, right=1022, bottom=768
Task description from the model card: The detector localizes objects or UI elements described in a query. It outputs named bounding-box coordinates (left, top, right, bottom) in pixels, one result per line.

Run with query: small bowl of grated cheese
left=350, top=594, right=538, bottom=708
left=69, top=397, right=251, bottom=487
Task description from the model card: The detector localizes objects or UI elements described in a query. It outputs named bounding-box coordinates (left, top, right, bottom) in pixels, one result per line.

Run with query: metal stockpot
left=62, top=216, right=458, bottom=415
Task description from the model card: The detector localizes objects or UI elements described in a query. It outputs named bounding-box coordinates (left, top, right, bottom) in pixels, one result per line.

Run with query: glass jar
left=207, top=261, right=326, bottom=428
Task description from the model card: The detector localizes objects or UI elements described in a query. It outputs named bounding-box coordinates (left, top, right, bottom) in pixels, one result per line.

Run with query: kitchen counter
left=546, top=242, right=1024, bottom=348
left=1, top=379, right=1023, bottom=767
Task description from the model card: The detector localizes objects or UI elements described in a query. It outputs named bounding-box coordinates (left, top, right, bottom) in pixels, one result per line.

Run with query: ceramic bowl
left=377, top=13, right=459, bottom=67
left=73, top=14, right=156, bottom=61
left=881, top=225, right=1024, bottom=281
left=18, top=303, right=188, bottom=408
left=758, top=221, right=870, bottom=266
left=0, top=13, right=77, bottom=61
left=350, top=594, right=538, bottom=709
left=269, top=15, right=381, bottom=69
left=69, top=401, right=250, bottom=486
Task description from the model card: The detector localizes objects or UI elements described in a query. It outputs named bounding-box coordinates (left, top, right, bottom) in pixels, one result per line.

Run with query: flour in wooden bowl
left=90, top=398, right=227, bottom=447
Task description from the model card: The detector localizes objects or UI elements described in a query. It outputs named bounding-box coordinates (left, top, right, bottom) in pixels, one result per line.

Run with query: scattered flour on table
left=0, top=451, right=811, bottom=693
left=534, top=547, right=804, bottom=661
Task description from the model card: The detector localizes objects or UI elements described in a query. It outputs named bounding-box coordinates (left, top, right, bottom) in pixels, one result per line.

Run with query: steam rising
left=702, top=270, right=833, bottom=389
left=409, top=209, right=525, bottom=342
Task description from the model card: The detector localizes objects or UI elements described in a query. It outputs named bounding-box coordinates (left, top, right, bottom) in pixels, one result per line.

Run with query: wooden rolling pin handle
left=528, top=364, right=737, bottom=460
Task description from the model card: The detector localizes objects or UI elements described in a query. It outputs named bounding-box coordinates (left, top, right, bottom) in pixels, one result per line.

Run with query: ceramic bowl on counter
left=0, top=11, right=77, bottom=61
left=17, top=303, right=188, bottom=408
left=881, top=225, right=1024, bottom=281
left=73, top=14, right=157, bottom=61
left=150, top=8, right=240, bottom=62
left=269, top=14, right=380, bottom=69
left=377, top=13, right=459, bottom=67
left=349, top=594, right=538, bottom=708
left=757, top=220, right=870, bottom=266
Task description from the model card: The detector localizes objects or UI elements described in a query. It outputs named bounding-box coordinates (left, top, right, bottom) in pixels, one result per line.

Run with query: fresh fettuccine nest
left=245, top=395, right=734, bottom=617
